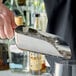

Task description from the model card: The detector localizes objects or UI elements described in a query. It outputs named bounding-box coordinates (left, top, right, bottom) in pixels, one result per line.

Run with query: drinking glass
left=8, top=38, right=30, bottom=72
left=53, top=60, right=76, bottom=76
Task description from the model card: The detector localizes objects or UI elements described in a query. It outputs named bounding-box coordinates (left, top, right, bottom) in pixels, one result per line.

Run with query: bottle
left=30, top=52, right=42, bottom=75
left=30, top=0, right=35, bottom=27
left=10, top=0, right=26, bottom=24
left=30, top=13, right=47, bottom=75
left=40, top=1, right=48, bottom=32
left=30, top=53, right=46, bottom=75
left=33, top=0, right=40, bottom=14
left=0, top=39, right=9, bottom=70
left=8, top=15, right=29, bottom=72
left=34, top=13, right=47, bottom=74
left=25, top=0, right=31, bottom=26
left=40, top=55, right=47, bottom=73
left=34, top=13, right=42, bottom=31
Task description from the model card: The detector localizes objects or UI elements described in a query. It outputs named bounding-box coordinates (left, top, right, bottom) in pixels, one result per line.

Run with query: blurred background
left=4, top=0, right=48, bottom=32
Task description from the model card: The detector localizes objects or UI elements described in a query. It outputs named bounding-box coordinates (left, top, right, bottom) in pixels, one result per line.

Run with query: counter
left=0, top=70, right=52, bottom=76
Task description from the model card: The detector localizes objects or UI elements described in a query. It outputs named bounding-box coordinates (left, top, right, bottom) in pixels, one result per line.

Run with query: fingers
left=0, top=4, right=16, bottom=39
left=1, top=14, right=14, bottom=39
left=0, top=12, right=14, bottom=39
left=0, top=17, right=6, bottom=39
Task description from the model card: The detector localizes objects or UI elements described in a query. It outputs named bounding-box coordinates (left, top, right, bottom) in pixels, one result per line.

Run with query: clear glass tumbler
left=8, top=37, right=30, bottom=73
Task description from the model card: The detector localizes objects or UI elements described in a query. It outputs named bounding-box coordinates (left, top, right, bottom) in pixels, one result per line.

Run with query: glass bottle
left=33, top=0, right=41, bottom=14
left=25, top=0, right=31, bottom=26
left=30, top=12, right=46, bottom=76
left=30, top=52, right=42, bottom=75
left=34, top=13, right=42, bottom=31
left=33, top=2, right=47, bottom=73
left=10, top=0, right=26, bottom=24
left=40, top=1, right=48, bottom=32
left=33, top=11, right=47, bottom=75
left=30, top=0, right=35, bottom=27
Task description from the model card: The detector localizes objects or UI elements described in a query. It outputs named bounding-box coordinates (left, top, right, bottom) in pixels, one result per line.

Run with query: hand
left=0, top=0, right=2, bottom=3
left=0, top=3, right=16, bottom=39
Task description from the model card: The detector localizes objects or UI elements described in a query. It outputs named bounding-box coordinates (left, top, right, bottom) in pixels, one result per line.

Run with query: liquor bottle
left=10, top=0, right=26, bottom=24
left=25, top=0, right=31, bottom=26
left=30, top=0, right=41, bottom=27
left=33, top=0, right=40, bottom=14
left=30, top=0, right=35, bottom=27
left=34, top=13, right=41, bottom=31
left=30, top=52, right=42, bottom=75
left=40, top=1, right=48, bottom=32
left=34, top=13, right=47, bottom=73
left=30, top=13, right=46, bottom=75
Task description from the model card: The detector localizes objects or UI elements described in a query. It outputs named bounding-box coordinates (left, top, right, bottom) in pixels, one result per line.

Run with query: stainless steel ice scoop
left=15, top=26, right=71, bottom=58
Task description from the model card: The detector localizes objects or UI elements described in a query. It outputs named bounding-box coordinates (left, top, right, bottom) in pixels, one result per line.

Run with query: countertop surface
left=0, top=70, right=52, bottom=76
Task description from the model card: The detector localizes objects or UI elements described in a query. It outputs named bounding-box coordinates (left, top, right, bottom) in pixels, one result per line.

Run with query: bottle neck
left=34, top=13, right=41, bottom=30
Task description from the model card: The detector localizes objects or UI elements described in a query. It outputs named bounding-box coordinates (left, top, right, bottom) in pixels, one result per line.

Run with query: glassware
left=53, top=60, right=76, bottom=76
left=8, top=37, right=29, bottom=72
left=10, top=0, right=25, bottom=23
left=34, top=13, right=41, bottom=31
left=30, top=52, right=42, bottom=75
left=25, top=0, right=31, bottom=26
